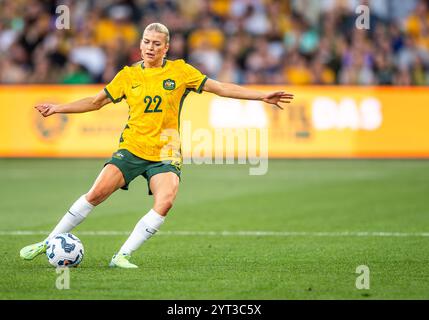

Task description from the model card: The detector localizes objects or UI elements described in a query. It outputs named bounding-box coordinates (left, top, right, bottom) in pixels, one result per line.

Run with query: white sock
left=45, top=195, right=94, bottom=242
left=118, top=209, right=165, bottom=255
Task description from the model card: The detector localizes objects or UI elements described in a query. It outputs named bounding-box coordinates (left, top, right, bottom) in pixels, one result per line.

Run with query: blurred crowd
left=1, top=0, right=429, bottom=85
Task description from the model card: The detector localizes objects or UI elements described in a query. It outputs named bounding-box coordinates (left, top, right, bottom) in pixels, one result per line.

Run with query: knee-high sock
left=118, top=209, right=165, bottom=255
left=45, top=195, right=94, bottom=242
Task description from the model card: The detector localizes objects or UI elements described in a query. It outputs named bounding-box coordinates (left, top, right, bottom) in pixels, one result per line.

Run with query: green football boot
left=109, top=253, right=138, bottom=269
left=20, top=241, right=47, bottom=260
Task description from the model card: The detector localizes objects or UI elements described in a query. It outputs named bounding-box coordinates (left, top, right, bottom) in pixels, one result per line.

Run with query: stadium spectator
left=0, top=0, right=429, bottom=85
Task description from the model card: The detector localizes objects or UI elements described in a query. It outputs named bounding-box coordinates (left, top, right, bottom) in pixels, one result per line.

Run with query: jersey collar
left=141, top=59, right=167, bottom=70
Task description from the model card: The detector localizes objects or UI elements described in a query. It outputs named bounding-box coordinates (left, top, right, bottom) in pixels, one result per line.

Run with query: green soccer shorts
left=105, top=149, right=181, bottom=195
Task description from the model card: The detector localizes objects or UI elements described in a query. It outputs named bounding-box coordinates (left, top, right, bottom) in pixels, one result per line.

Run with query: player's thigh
left=150, top=172, right=180, bottom=202
left=87, top=164, right=126, bottom=204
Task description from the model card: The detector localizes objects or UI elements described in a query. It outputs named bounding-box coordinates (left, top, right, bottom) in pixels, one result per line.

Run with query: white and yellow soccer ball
left=46, top=233, right=84, bottom=267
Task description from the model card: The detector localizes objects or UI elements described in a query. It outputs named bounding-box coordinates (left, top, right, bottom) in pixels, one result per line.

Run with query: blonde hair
left=144, top=23, right=170, bottom=43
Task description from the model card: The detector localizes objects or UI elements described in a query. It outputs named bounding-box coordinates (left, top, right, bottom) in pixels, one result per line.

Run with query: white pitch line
left=0, top=230, right=429, bottom=237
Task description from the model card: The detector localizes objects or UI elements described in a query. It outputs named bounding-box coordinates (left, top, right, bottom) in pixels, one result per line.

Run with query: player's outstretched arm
left=202, top=78, right=294, bottom=110
left=35, top=89, right=112, bottom=117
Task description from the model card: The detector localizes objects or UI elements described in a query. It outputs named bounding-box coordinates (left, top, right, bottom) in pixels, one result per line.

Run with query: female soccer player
left=20, top=23, right=294, bottom=268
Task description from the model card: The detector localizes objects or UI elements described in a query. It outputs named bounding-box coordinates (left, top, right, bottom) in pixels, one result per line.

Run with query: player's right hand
left=35, top=104, right=57, bottom=117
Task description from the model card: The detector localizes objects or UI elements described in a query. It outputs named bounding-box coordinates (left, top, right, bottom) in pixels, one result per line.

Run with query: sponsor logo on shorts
left=113, top=152, right=125, bottom=160
left=171, top=160, right=182, bottom=170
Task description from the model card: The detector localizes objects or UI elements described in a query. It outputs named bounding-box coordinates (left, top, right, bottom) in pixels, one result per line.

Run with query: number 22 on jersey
left=144, top=95, right=163, bottom=113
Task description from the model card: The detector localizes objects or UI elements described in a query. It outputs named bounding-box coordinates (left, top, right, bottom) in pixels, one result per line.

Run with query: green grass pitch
left=0, top=159, right=428, bottom=299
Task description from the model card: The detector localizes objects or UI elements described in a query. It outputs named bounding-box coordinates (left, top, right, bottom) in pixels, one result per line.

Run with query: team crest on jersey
left=163, top=79, right=176, bottom=90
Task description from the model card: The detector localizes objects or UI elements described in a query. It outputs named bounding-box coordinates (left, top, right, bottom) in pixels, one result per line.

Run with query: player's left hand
left=262, top=92, right=294, bottom=110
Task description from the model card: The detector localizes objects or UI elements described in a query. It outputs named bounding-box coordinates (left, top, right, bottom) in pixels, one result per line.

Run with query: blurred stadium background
left=1, top=0, right=429, bottom=158
left=1, top=0, right=429, bottom=85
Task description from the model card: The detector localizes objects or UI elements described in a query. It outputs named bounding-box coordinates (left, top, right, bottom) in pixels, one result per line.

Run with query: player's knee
left=85, top=191, right=101, bottom=206
left=86, top=188, right=110, bottom=206
left=155, top=193, right=175, bottom=215
left=160, top=198, right=174, bottom=212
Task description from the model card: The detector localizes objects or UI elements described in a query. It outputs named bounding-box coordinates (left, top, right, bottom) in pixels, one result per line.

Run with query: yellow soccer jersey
left=104, top=59, right=207, bottom=163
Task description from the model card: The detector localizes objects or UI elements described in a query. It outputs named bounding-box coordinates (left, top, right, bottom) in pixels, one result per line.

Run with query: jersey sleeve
left=104, top=69, right=127, bottom=104
left=183, top=63, right=208, bottom=94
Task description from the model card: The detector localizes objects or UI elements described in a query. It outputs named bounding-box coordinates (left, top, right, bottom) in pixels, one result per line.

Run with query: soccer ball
left=46, top=233, right=84, bottom=267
